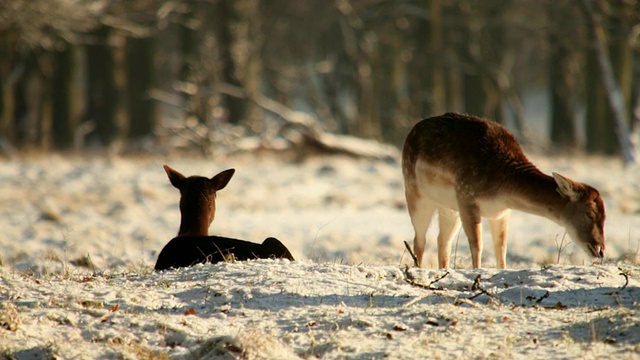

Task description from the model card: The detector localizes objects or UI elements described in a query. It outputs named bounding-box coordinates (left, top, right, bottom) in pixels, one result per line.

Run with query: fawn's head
left=553, top=172, right=606, bottom=259
left=164, top=165, right=235, bottom=236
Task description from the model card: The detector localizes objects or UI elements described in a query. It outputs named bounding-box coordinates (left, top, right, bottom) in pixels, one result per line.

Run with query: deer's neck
left=504, top=168, right=568, bottom=224
left=176, top=205, right=213, bottom=237
left=177, top=222, right=210, bottom=237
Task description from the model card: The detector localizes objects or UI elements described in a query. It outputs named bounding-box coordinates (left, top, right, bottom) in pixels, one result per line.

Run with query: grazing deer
left=402, top=112, right=606, bottom=269
left=155, top=165, right=294, bottom=271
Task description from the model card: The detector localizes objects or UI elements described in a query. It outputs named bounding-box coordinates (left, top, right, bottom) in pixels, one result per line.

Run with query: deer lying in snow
left=402, top=112, right=606, bottom=269
left=155, top=165, right=294, bottom=271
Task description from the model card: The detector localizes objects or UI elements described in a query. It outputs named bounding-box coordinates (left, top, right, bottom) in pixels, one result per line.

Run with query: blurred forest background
left=1, top=0, right=639, bottom=161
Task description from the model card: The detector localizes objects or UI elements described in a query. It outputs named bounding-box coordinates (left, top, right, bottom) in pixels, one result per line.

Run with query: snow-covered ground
left=1, top=153, right=639, bottom=359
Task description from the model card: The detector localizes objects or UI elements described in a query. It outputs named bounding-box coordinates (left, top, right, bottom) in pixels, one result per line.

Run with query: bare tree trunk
left=52, top=40, right=74, bottom=150
left=483, top=7, right=506, bottom=125
left=608, top=0, right=635, bottom=120
left=215, top=0, right=245, bottom=124
left=430, top=0, right=445, bottom=115
left=0, top=30, right=19, bottom=150
left=84, top=25, right=119, bottom=148
left=234, top=0, right=264, bottom=128
left=633, top=61, right=640, bottom=135
left=459, top=2, right=506, bottom=123
left=580, top=0, right=638, bottom=164
left=445, top=41, right=464, bottom=114
left=125, top=36, right=156, bottom=140
left=39, top=51, right=54, bottom=150
left=356, top=47, right=379, bottom=138
left=548, top=28, right=577, bottom=148
left=585, top=47, right=613, bottom=153
left=177, top=7, right=205, bottom=124
left=15, top=52, right=37, bottom=148
left=460, top=3, right=486, bottom=119
left=376, top=23, right=398, bottom=143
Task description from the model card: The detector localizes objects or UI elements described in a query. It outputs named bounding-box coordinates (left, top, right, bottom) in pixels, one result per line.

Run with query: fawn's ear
left=553, top=172, right=580, bottom=201
left=210, top=168, right=235, bottom=191
left=163, top=165, right=187, bottom=189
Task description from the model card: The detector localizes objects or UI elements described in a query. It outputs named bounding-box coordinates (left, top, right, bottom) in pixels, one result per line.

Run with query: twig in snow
left=403, top=241, right=419, bottom=267
left=468, top=274, right=496, bottom=301
left=449, top=295, right=483, bottom=308
left=403, top=269, right=454, bottom=307
left=555, top=232, right=572, bottom=265
left=604, top=268, right=630, bottom=307
left=403, top=266, right=449, bottom=290
left=405, top=291, right=482, bottom=308
left=471, top=274, right=481, bottom=291
left=403, top=293, right=429, bottom=307
left=535, top=291, right=550, bottom=304
left=618, top=268, right=630, bottom=292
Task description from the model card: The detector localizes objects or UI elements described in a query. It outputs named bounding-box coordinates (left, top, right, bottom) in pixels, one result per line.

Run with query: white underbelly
left=414, top=159, right=510, bottom=219
left=418, top=183, right=511, bottom=219
left=418, top=182, right=459, bottom=209
left=477, top=198, right=511, bottom=219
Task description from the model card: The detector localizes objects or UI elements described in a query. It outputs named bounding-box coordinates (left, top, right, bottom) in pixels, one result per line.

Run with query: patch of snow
left=1, top=153, right=639, bottom=358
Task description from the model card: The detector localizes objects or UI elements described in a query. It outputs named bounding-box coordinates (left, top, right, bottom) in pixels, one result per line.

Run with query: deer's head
left=553, top=172, right=606, bottom=259
left=164, top=165, right=235, bottom=236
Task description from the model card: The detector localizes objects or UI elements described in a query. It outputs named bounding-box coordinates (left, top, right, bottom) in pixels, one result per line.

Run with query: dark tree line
left=0, top=0, right=639, bottom=160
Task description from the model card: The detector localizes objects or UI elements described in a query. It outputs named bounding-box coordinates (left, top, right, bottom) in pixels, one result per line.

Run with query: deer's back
left=403, top=113, right=539, bottom=197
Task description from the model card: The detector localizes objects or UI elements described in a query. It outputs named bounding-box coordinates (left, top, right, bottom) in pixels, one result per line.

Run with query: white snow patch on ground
left=1, top=153, right=639, bottom=359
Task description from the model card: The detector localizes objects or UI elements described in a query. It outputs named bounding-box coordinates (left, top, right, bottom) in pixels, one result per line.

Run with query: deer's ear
left=163, top=165, right=186, bottom=189
left=211, top=168, right=235, bottom=191
left=553, top=172, right=579, bottom=201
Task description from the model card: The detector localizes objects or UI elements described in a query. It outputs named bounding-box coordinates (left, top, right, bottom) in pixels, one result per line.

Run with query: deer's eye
left=586, top=211, right=595, bottom=220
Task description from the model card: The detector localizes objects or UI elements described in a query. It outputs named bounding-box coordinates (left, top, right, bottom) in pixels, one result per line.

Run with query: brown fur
left=163, top=165, right=234, bottom=237
left=402, top=113, right=606, bottom=268
left=155, top=165, right=294, bottom=271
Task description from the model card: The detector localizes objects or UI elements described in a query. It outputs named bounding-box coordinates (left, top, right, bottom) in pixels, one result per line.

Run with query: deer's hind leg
left=406, top=192, right=437, bottom=267
left=436, top=208, right=462, bottom=268
left=457, top=197, right=483, bottom=268
left=489, top=210, right=510, bottom=269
